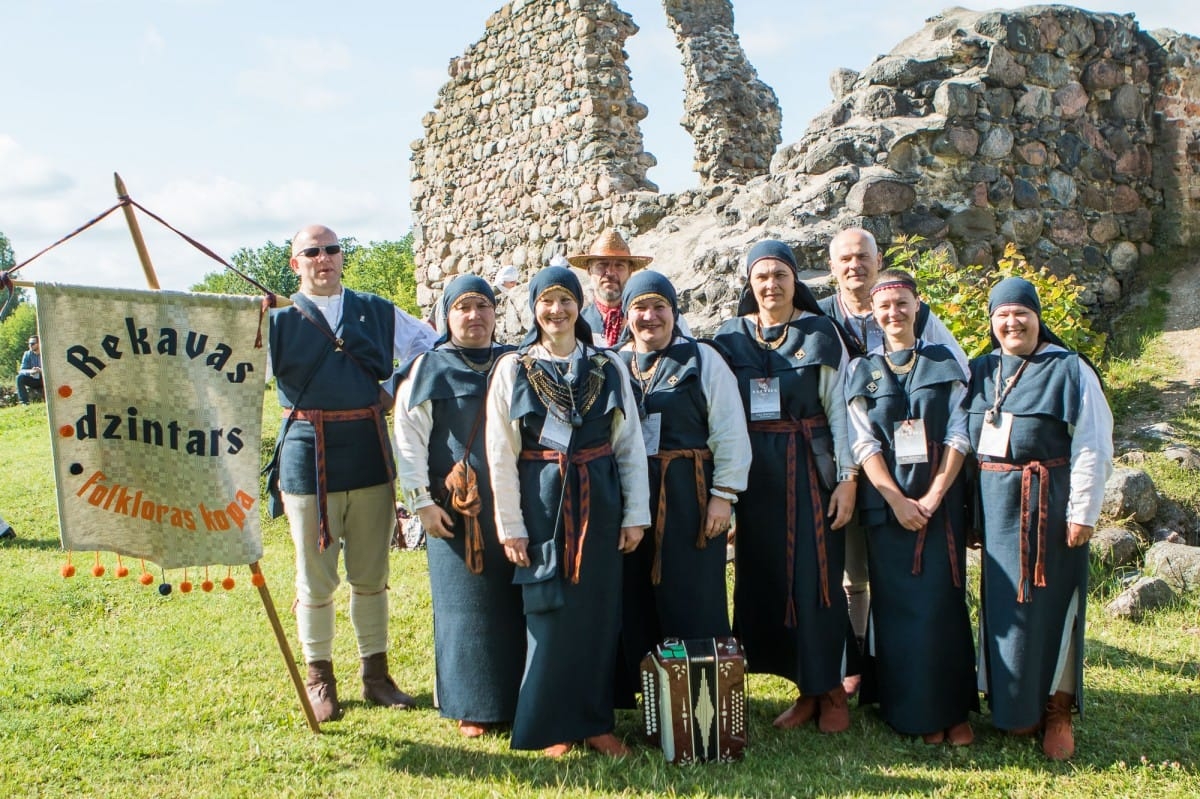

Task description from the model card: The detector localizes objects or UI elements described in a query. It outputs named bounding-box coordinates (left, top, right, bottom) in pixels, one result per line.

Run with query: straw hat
left=566, top=228, right=653, bottom=270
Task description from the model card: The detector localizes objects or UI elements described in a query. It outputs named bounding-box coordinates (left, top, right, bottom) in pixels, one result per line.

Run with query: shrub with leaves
left=887, top=236, right=1106, bottom=361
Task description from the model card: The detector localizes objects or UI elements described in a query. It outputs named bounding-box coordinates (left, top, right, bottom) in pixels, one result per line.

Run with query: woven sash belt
left=910, top=442, right=963, bottom=589
left=519, top=443, right=615, bottom=584
left=648, top=447, right=713, bottom=585
left=285, top=405, right=391, bottom=552
left=748, top=414, right=833, bottom=627
left=978, top=455, right=1071, bottom=602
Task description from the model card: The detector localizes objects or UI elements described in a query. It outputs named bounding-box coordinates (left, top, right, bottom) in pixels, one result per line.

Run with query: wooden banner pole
left=112, top=173, right=319, bottom=732
left=113, top=173, right=160, bottom=290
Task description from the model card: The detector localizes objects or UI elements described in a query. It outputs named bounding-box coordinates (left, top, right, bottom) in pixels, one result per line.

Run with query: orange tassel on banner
left=222, top=566, right=235, bottom=591
left=61, top=552, right=76, bottom=578
left=202, top=566, right=214, bottom=593
left=115, top=555, right=129, bottom=578
left=180, top=568, right=193, bottom=593
left=91, top=552, right=105, bottom=577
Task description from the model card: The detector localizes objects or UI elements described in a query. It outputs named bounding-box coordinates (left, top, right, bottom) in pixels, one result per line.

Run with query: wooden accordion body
left=640, top=637, right=747, bottom=764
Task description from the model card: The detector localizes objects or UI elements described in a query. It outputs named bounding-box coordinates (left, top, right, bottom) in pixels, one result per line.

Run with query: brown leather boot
left=773, top=695, right=818, bottom=729
left=304, top=660, right=343, bottom=723
left=361, top=652, right=416, bottom=709
left=1042, top=691, right=1075, bottom=760
left=818, top=685, right=851, bottom=734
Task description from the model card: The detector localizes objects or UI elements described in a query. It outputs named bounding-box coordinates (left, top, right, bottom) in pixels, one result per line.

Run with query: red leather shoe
left=584, top=733, right=631, bottom=757
left=1042, top=692, right=1075, bottom=760
left=542, top=742, right=573, bottom=758
left=773, top=695, right=818, bottom=729
left=922, top=730, right=945, bottom=744
left=458, top=720, right=489, bottom=738
left=947, top=721, right=974, bottom=746
left=818, top=685, right=850, bottom=734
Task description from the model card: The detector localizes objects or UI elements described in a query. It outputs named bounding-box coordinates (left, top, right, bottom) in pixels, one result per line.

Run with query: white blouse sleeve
left=1067, top=359, right=1114, bottom=526
left=698, top=342, right=751, bottom=492
left=485, top=353, right=529, bottom=541
left=392, top=354, right=435, bottom=508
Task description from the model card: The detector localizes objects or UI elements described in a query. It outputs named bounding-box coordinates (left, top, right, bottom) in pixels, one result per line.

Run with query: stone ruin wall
left=412, top=3, right=1200, bottom=336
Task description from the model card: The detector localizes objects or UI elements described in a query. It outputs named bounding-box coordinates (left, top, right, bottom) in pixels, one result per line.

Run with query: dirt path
left=1116, top=256, right=1200, bottom=441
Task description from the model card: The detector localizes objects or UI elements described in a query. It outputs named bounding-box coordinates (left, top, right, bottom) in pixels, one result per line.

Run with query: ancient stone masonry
left=413, top=4, right=1200, bottom=337
left=411, top=0, right=658, bottom=311
left=661, top=0, right=782, bottom=184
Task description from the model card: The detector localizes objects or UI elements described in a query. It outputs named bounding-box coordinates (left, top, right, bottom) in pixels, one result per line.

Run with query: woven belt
left=285, top=405, right=391, bottom=552
left=909, top=442, right=962, bottom=589
left=648, top=447, right=713, bottom=585
left=979, top=455, right=1071, bottom=602
left=748, top=414, right=832, bottom=626
left=519, top=443, right=615, bottom=584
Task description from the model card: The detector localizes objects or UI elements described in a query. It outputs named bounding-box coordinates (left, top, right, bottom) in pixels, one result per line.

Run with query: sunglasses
left=296, top=244, right=342, bottom=258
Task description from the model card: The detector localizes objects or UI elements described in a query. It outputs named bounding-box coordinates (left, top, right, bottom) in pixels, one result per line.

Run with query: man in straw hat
left=569, top=228, right=666, bottom=348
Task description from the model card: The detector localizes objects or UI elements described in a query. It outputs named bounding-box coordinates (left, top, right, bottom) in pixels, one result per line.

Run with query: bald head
left=292, top=225, right=339, bottom=256
left=290, top=224, right=344, bottom=296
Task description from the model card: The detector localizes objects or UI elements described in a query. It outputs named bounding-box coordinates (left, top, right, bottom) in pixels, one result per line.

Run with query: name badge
left=642, top=412, right=662, bottom=456
left=976, top=411, right=1013, bottom=458
left=893, top=419, right=928, bottom=465
left=749, top=377, right=781, bottom=421
left=539, top=406, right=573, bottom=453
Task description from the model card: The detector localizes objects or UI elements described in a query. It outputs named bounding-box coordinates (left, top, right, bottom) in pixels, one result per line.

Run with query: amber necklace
left=629, top=350, right=663, bottom=394
left=521, top=350, right=604, bottom=426
left=753, top=309, right=795, bottom=351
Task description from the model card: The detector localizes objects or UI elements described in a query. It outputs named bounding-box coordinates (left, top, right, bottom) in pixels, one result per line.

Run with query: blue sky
left=1, top=0, right=1195, bottom=291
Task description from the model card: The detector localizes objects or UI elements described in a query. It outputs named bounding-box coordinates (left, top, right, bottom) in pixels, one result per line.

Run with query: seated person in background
left=16, top=336, right=42, bottom=405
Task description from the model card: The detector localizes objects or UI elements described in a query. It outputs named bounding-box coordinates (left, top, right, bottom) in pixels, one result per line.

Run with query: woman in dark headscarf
left=844, top=269, right=977, bottom=745
left=484, top=265, right=649, bottom=757
left=613, top=270, right=751, bottom=705
left=393, top=275, right=525, bottom=738
left=966, top=277, right=1112, bottom=760
left=711, top=239, right=859, bottom=734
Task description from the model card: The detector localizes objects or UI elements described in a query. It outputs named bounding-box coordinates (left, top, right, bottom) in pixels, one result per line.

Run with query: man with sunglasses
left=267, top=224, right=437, bottom=724
left=16, top=336, right=42, bottom=405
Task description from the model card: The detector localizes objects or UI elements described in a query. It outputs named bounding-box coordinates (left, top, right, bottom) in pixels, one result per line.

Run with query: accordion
left=640, top=637, right=747, bottom=764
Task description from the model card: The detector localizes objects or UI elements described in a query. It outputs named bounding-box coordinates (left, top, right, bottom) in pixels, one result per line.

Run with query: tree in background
left=342, top=233, right=420, bottom=317
left=191, top=235, right=419, bottom=316
left=1, top=231, right=30, bottom=324
left=0, top=303, right=38, bottom=384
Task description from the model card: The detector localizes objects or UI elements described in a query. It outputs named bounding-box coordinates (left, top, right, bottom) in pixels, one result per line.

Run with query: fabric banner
left=37, top=284, right=267, bottom=569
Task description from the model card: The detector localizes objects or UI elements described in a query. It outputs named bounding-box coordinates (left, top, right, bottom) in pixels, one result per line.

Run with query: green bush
left=887, top=236, right=1106, bottom=361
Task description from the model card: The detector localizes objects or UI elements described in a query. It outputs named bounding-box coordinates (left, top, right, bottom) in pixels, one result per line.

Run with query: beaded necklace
left=520, top=351, right=605, bottom=425
left=753, top=309, right=795, bottom=351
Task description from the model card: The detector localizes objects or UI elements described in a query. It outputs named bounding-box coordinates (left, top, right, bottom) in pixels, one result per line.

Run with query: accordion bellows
left=640, top=637, right=747, bottom=763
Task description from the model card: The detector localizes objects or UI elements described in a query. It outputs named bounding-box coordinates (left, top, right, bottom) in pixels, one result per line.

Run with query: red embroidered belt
left=286, top=405, right=392, bottom=552
left=748, top=414, right=832, bottom=626
left=979, top=455, right=1071, bottom=602
left=649, top=447, right=713, bottom=585
left=519, top=443, right=615, bottom=584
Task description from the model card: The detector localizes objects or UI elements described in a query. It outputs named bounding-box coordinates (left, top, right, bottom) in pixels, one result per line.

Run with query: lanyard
left=988, top=355, right=1032, bottom=422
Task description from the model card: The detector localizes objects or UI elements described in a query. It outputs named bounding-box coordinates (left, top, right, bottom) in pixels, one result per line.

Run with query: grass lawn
left=1, top=387, right=1198, bottom=798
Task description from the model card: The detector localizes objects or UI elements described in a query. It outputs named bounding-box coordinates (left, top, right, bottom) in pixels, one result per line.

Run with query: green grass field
left=1, top=369, right=1198, bottom=797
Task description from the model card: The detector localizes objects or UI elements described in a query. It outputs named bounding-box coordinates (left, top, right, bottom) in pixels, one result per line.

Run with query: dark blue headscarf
left=987, top=277, right=1068, bottom=351
left=522, top=265, right=594, bottom=347
left=737, top=239, right=824, bottom=317
left=621, top=270, right=685, bottom=340
left=436, top=274, right=496, bottom=347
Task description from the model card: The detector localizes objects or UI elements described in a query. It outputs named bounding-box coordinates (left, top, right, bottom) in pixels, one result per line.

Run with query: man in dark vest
left=818, top=227, right=968, bottom=697
left=267, top=224, right=437, bottom=723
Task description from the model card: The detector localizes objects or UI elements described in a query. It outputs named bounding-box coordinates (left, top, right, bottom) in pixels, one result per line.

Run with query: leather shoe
left=543, top=742, right=573, bottom=758
left=947, top=721, right=974, bottom=746
left=773, top=695, right=818, bottom=729
left=1042, top=691, right=1075, bottom=760
left=585, top=733, right=631, bottom=757
left=818, top=685, right=850, bottom=734
left=922, top=730, right=945, bottom=744
left=458, top=720, right=489, bottom=738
